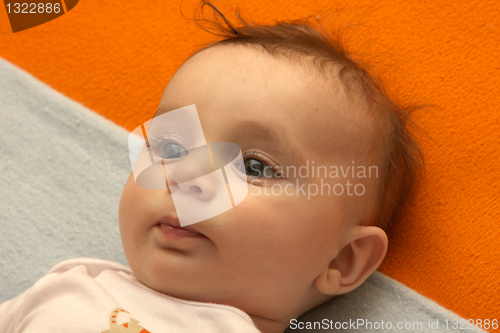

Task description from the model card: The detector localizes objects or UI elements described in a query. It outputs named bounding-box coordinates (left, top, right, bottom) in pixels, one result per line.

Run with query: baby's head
left=119, top=2, right=423, bottom=332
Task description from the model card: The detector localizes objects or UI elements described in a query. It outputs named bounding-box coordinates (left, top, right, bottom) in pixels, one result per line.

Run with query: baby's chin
left=133, top=264, right=247, bottom=308
left=130, top=257, right=210, bottom=301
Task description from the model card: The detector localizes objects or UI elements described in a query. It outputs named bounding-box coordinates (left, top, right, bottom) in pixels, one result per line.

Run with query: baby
left=0, top=1, right=423, bottom=333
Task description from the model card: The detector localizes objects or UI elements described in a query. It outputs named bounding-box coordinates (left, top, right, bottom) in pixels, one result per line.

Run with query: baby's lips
left=157, top=216, right=207, bottom=238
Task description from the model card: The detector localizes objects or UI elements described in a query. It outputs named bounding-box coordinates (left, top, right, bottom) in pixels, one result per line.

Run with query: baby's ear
left=314, top=226, right=388, bottom=295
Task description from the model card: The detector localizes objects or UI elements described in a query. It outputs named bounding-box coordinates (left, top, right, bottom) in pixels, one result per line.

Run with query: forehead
left=159, top=44, right=381, bottom=164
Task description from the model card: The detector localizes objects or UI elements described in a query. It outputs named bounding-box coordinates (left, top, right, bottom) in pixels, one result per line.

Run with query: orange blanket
left=1, top=0, right=498, bottom=327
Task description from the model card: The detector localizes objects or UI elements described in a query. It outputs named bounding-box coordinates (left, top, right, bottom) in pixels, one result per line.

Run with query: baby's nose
left=166, top=145, right=217, bottom=201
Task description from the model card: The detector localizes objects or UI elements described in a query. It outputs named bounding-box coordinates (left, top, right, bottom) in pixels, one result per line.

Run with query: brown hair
left=184, top=0, right=425, bottom=231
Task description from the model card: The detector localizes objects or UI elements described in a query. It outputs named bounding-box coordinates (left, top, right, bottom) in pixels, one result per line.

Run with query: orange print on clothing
left=101, top=308, right=151, bottom=333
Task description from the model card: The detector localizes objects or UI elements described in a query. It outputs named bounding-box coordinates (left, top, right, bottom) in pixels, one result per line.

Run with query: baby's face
left=119, top=44, right=381, bottom=322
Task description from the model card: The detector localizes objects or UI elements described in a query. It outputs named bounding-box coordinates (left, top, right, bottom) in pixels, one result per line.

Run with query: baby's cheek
left=119, top=176, right=142, bottom=217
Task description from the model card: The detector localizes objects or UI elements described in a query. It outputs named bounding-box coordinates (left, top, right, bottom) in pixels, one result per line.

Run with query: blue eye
left=244, top=158, right=276, bottom=178
left=160, top=142, right=188, bottom=159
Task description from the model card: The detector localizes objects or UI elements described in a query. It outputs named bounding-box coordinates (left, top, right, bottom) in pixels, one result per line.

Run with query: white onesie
left=0, top=258, right=261, bottom=333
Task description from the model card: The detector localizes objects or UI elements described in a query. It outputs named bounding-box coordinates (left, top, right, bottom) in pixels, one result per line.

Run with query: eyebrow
left=153, top=105, right=183, bottom=118
left=234, top=120, right=306, bottom=166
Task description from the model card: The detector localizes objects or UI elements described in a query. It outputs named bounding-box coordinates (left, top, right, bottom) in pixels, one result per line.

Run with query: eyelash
left=147, top=134, right=186, bottom=158
left=243, top=150, right=269, bottom=163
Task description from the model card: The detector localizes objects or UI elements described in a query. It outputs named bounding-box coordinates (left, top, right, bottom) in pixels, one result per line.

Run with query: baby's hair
left=184, top=0, right=425, bottom=231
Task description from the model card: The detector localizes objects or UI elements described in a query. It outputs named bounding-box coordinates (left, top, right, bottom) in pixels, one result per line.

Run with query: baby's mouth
left=157, top=220, right=207, bottom=238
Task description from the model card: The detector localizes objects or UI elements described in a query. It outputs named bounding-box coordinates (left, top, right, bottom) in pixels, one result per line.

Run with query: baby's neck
left=250, top=314, right=288, bottom=333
